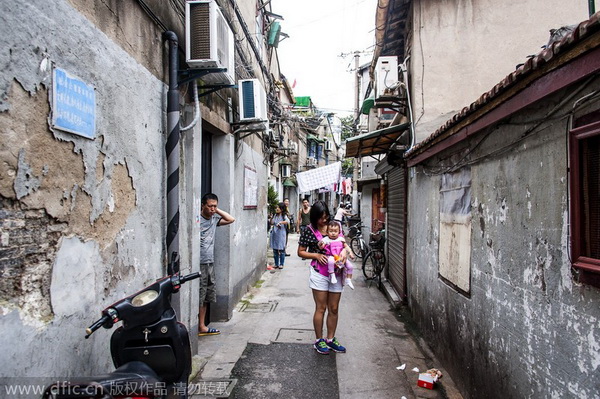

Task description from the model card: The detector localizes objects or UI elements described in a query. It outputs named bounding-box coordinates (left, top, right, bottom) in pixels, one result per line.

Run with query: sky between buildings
left=271, top=0, right=378, bottom=117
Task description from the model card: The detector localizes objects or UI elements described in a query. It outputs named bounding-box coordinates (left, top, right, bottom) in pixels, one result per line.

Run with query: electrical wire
left=421, top=74, right=600, bottom=176
left=175, top=0, right=352, bottom=166
left=169, top=0, right=185, bottom=24
left=180, top=83, right=200, bottom=132
left=415, top=0, right=425, bottom=126
left=135, top=0, right=169, bottom=32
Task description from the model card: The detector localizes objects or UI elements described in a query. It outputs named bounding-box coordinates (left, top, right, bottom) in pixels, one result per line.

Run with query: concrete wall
left=359, top=182, right=378, bottom=238
left=0, top=0, right=284, bottom=382
left=362, top=160, right=379, bottom=179
left=410, top=0, right=588, bottom=142
left=0, top=0, right=170, bottom=378
left=201, top=1, right=280, bottom=323
left=406, top=82, right=600, bottom=398
left=179, top=107, right=204, bottom=353
left=209, top=133, right=269, bottom=321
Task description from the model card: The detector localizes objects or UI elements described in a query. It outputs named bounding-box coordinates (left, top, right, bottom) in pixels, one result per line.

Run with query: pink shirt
left=321, top=236, right=345, bottom=257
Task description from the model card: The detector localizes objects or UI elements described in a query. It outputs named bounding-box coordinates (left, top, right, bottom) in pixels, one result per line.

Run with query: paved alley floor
left=191, top=234, right=462, bottom=399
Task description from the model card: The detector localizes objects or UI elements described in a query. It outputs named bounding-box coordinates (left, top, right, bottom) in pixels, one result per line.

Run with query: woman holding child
left=297, top=200, right=350, bottom=355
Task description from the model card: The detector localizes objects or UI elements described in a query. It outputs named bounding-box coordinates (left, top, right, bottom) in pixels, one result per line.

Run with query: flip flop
left=198, top=327, right=221, bottom=336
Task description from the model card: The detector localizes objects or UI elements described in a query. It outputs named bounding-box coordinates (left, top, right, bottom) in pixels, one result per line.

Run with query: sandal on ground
left=198, top=327, right=221, bottom=336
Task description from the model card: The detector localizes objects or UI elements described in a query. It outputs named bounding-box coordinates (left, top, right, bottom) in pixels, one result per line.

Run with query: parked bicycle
left=362, top=221, right=386, bottom=287
left=347, top=221, right=368, bottom=259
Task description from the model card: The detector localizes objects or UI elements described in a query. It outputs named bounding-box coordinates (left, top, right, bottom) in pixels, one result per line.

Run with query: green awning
left=345, top=122, right=410, bottom=158
left=283, top=178, right=297, bottom=187
left=361, top=96, right=375, bottom=115
left=295, top=96, right=313, bottom=107
left=307, top=134, right=325, bottom=143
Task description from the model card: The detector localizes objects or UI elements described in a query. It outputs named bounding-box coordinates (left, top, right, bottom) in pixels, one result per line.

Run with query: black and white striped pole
left=164, top=31, right=180, bottom=275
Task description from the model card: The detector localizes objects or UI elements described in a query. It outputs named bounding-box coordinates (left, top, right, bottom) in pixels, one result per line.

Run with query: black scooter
left=43, top=267, right=200, bottom=399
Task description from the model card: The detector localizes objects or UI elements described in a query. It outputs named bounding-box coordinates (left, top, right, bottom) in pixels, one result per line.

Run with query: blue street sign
left=52, top=68, right=96, bottom=139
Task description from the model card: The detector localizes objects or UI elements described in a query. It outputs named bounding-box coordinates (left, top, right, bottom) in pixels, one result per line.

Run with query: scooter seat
left=43, top=361, right=162, bottom=398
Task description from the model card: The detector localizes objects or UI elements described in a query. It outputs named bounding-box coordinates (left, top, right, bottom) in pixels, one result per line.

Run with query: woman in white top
left=333, top=203, right=353, bottom=223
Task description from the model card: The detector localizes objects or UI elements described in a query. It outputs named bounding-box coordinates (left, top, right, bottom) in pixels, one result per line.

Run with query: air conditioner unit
left=307, top=157, right=317, bottom=167
left=375, top=56, right=398, bottom=98
left=280, top=164, right=291, bottom=178
left=185, top=0, right=235, bottom=85
left=238, top=79, right=268, bottom=121
left=289, top=141, right=298, bottom=154
left=270, top=136, right=281, bottom=148
left=266, top=129, right=280, bottom=148
left=325, top=140, right=333, bottom=152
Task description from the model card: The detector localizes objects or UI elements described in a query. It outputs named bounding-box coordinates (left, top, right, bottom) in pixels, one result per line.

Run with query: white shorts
left=309, top=266, right=343, bottom=293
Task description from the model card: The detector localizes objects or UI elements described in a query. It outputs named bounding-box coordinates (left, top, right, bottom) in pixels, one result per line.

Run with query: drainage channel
left=274, top=328, right=315, bottom=344
left=237, top=300, right=278, bottom=313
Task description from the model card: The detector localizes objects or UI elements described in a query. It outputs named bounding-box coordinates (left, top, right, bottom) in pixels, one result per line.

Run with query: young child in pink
left=318, top=221, right=355, bottom=289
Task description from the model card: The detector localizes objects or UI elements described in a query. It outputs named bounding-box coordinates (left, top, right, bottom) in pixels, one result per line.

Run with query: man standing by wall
left=199, top=193, right=235, bottom=335
left=297, top=197, right=312, bottom=234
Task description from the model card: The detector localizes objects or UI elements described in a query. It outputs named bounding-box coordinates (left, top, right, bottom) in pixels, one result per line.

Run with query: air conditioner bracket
left=233, top=121, right=269, bottom=139
left=178, top=68, right=235, bottom=93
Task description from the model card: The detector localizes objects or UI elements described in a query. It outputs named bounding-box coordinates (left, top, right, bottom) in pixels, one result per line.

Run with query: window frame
left=569, top=117, right=600, bottom=287
left=308, top=140, right=316, bottom=158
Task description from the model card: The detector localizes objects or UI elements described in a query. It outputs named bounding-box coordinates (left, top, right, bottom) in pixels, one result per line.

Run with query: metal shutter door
left=387, top=167, right=406, bottom=300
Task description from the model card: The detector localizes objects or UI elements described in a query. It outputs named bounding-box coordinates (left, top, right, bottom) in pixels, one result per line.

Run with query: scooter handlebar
left=85, top=314, right=112, bottom=339
left=85, top=272, right=200, bottom=338
left=179, top=271, right=200, bottom=284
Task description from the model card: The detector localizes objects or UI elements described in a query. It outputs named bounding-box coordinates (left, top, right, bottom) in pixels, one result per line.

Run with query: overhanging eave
left=345, top=122, right=410, bottom=158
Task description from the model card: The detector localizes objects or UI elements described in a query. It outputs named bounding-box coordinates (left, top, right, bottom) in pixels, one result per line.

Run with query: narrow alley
left=2, top=1, right=600, bottom=398
left=191, top=233, right=462, bottom=399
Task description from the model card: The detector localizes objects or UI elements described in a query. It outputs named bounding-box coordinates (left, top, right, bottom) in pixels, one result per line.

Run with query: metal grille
left=387, top=167, right=406, bottom=300
left=189, top=3, right=211, bottom=60
left=238, top=301, right=278, bottom=313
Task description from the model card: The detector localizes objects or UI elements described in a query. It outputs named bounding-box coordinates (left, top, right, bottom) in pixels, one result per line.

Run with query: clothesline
left=295, top=162, right=352, bottom=196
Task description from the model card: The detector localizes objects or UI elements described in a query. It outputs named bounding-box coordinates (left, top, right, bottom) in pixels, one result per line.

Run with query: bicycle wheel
left=350, top=237, right=364, bottom=259
left=373, top=249, right=386, bottom=276
left=362, top=251, right=376, bottom=279
left=373, top=250, right=386, bottom=288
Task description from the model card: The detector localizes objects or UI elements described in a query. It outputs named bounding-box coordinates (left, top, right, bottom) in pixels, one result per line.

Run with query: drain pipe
left=164, top=31, right=180, bottom=274
left=400, top=56, right=416, bottom=151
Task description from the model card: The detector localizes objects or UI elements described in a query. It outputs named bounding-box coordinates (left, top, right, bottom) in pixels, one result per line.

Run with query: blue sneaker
left=326, top=337, right=346, bottom=353
left=314, top=339, right=330, bottom=355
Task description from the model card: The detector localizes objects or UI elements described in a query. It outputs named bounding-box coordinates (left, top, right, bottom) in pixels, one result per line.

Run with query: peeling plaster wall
left=0, top=0, right=166, bottom=378
left=406, top=82, right=600, bottom=398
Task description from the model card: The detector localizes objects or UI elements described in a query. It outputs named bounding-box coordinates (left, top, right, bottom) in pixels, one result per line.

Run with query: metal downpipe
left=164, top=31, right=180, bottom=274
